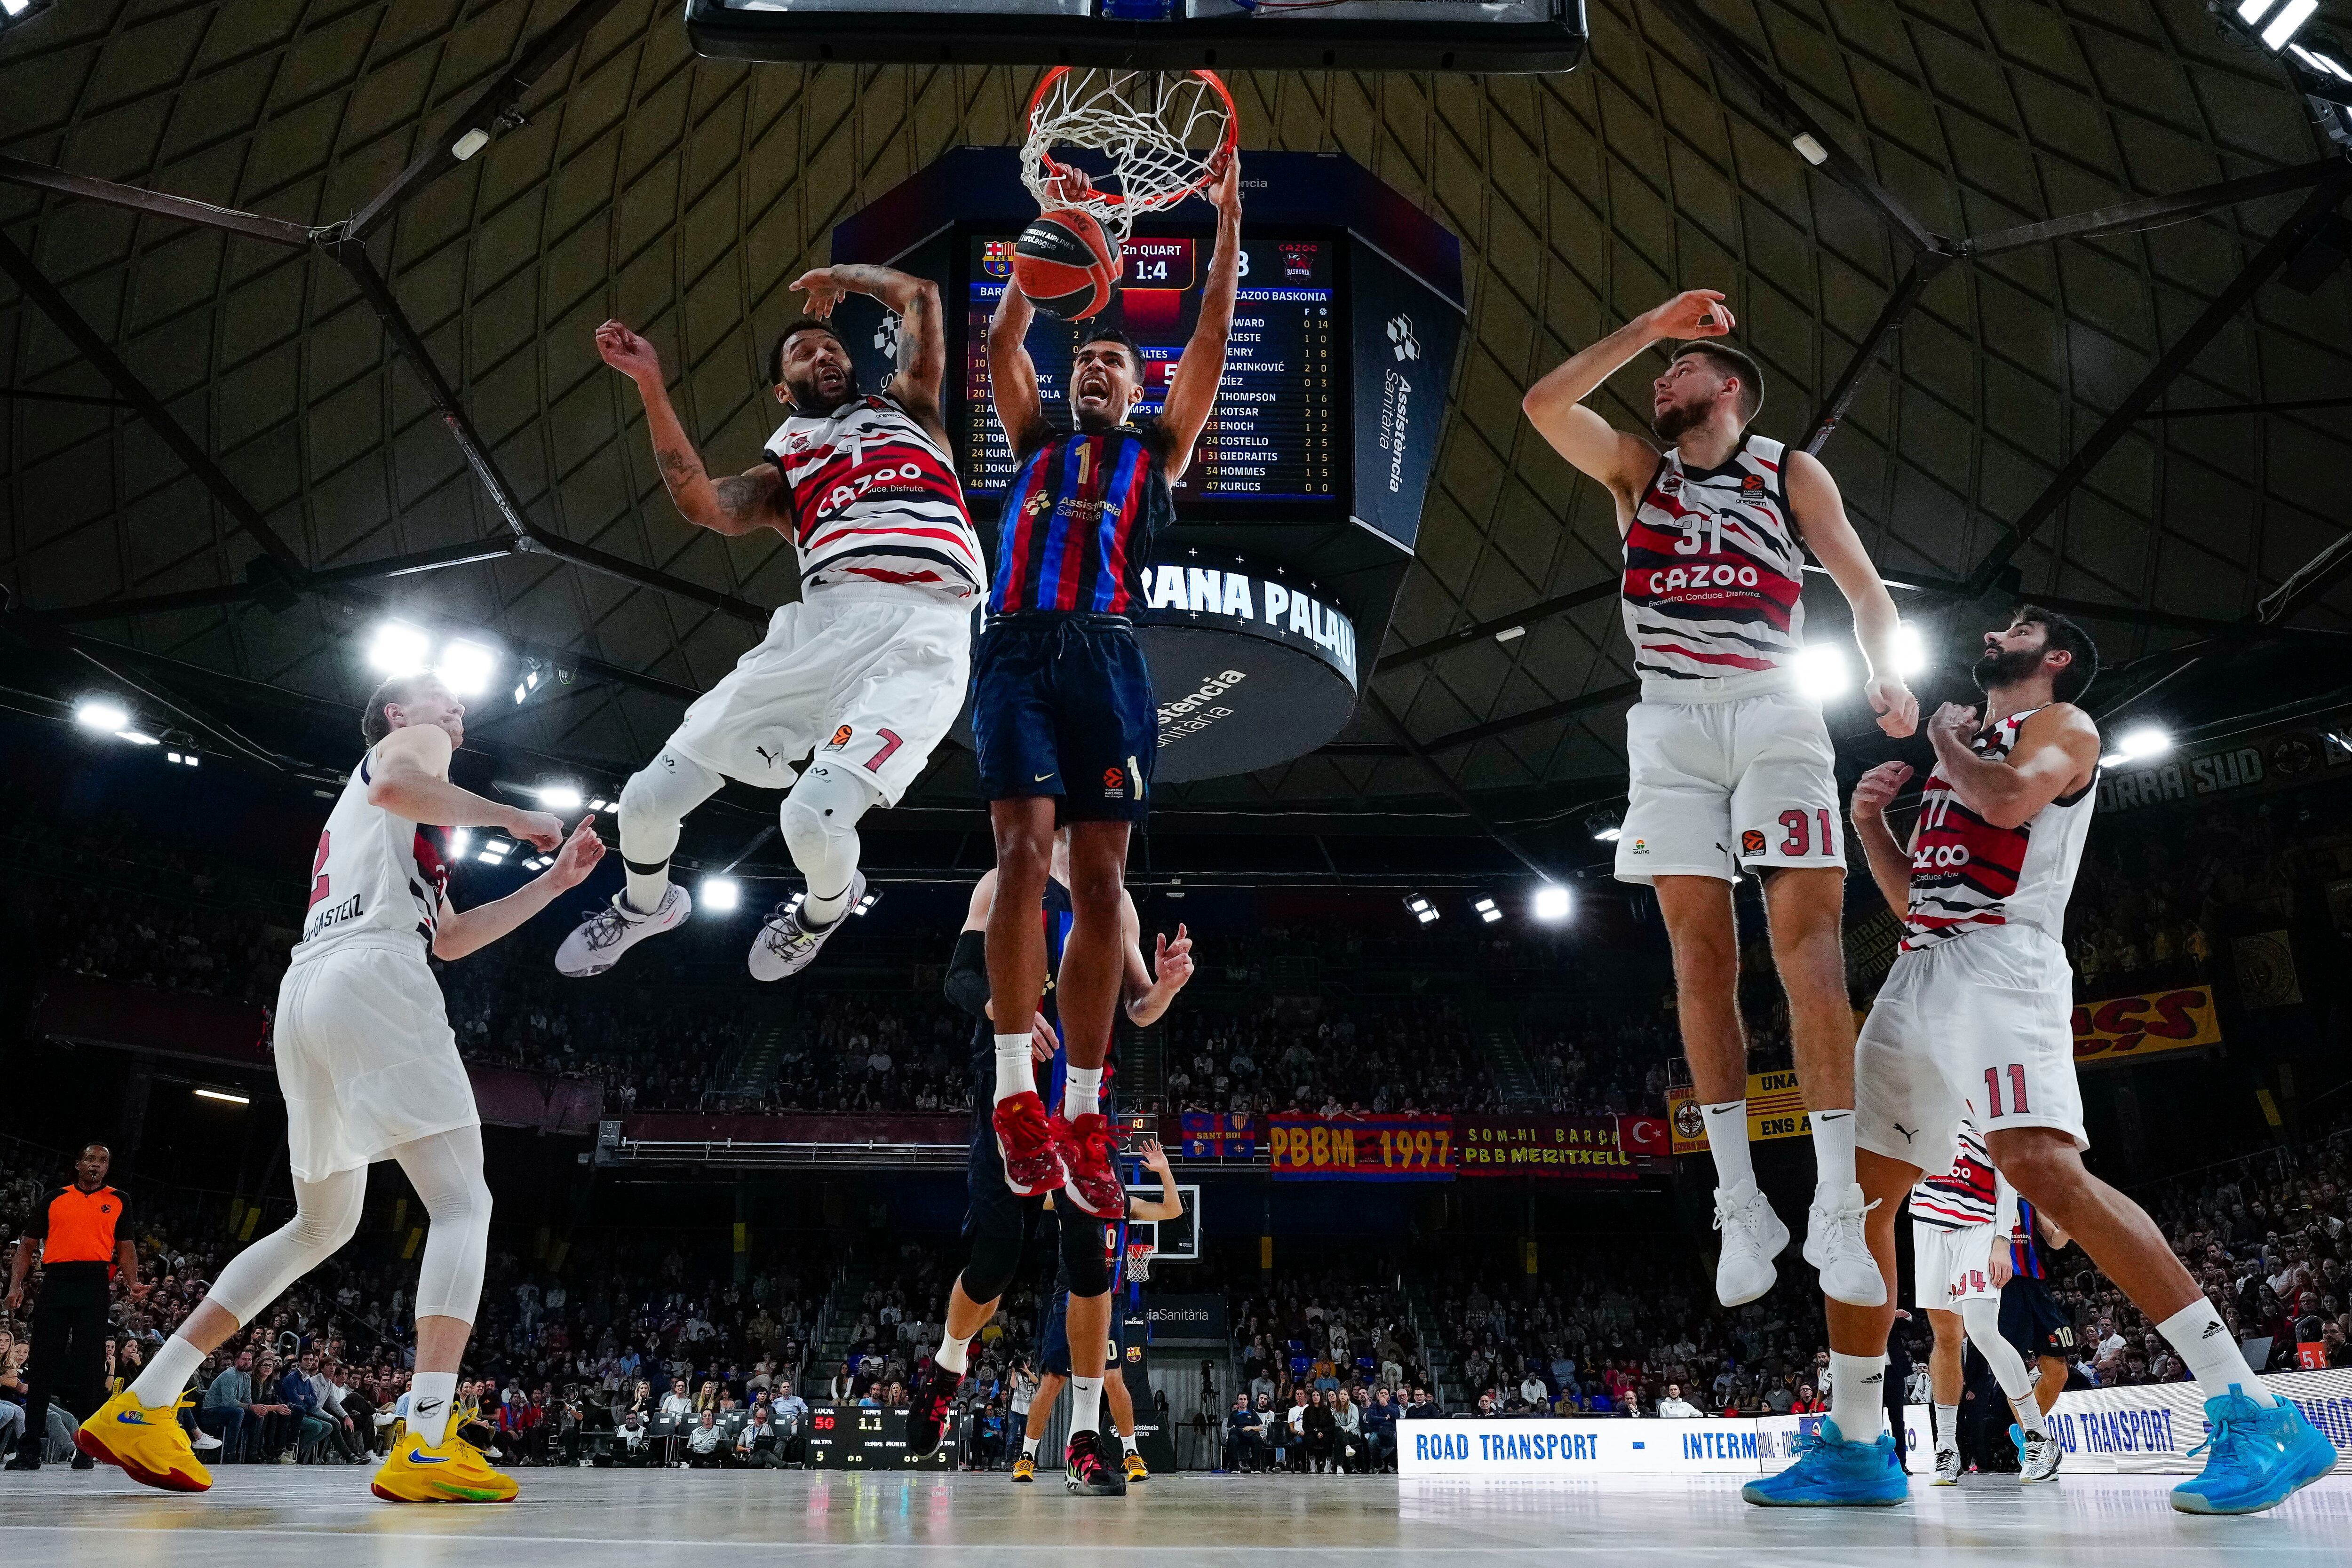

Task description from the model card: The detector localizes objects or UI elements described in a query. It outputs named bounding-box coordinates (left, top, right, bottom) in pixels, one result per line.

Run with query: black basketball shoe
left=1065, top=1429, right=1128, bottom=1495
left=908, top=1363, right=964, bottom=1458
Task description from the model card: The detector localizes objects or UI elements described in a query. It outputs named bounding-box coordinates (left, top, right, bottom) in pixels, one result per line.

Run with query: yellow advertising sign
left=2071, top=986, right=2222, bottom=1066
left=1666, top=1068, right=1811, bottom=1156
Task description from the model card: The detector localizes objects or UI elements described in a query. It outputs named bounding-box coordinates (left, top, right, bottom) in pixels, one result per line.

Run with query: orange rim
left=1023, top=67, right=1238, bottom=215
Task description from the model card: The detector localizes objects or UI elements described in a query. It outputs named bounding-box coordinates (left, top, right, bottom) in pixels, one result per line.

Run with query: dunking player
left=559, top=264, right=981, bottom=981
left=1013, top=1141, right=1188, bottom=1485
left=75, top=674, right=604, bottom=1500
left=1522, top=291, right=1918, bottom=1308
left=1910, top=1117, right=2061, bottom=1484
left=971, top=151, right=1240, bottom=1280
left=911, top=839, right=1194, bottom=1494
left=1748, top=608, right=2334, bottom=1513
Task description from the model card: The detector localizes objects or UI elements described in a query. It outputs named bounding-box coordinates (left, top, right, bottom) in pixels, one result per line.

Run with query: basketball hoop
left=1124, top=1240, right=1156, bottom=1283
left=1021, top=68, right=1237, bottom=245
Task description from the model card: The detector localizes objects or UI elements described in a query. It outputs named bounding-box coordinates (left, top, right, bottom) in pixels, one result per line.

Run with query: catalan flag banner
left=1179, top=1112, right=1258, bottom=1159
left=1267, top=1115, right=1455, bottom=1181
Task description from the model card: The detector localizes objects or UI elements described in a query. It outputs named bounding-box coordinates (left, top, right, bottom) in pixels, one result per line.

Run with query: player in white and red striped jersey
left=563, top=264, right=981, bottom=985
left=1522, top=290, right=1917, bottom=1316
left=1755, top=607, right=2332, bottom=1513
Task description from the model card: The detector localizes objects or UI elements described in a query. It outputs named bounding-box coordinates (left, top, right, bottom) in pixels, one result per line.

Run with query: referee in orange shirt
left=5, top=1143, right=142, bottom=1471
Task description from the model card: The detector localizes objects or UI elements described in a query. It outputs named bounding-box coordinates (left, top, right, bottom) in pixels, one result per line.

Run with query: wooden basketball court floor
left=5, top=1467, right=2350, bottom=1565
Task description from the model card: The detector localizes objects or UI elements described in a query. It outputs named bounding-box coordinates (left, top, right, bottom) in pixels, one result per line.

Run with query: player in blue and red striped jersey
left=973, top=151, right=1239, bottom=1224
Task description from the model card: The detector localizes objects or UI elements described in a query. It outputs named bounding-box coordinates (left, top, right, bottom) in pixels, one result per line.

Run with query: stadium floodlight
left=1404, top=895, right=1439, bottom=927
left=1893, top=622, right=1928, bottom=678
left=536, top=782, right=584, bottom=812
left=367, top=620, right=432, bottom=677
left=1533, top=885, right=1572, bottom=922
left=1791, top=133, right=1830, bottom=166
left=117, top=729, right=160, bottom=746
left=589, top=797, right=613, bottom=813
left=1793, top=643, right=1852, bottom=699
left=435, top=639, right=499, bottom=697
left=74, top=697, right=130, bottom=733
left=2239, top=0, right=2320, bottom=51
left=1586, top=809, right=1622, bottom=843
left=2292, top=40, right=2352, bottom=81
left=853, top=889, right=882, bottom=916
left=2101, top=723, right=2173, bottom=768
left=700, top=877, right=741, bottom=913
left=513, top=664, right=543, bottom=706
left=193, top=1088, right=250, bottom=1105
left=477, top=839, right=512, bottom=865
left=1473, top=896, right=1502, bottom=925
left=0, top=0, right=30, bottom=18
left=449, top=829, right=471, bottom=858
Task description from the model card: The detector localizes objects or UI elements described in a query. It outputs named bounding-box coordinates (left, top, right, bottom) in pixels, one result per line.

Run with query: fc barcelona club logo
left=981, top=240, right=1015, bottom=279
left=1741, top=828, right=1767, bottom=855
left=825, top=725, right=853, bottom=750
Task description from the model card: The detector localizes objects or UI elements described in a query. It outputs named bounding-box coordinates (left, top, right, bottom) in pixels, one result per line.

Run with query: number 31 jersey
left=294, top=744, right=450, bottom=959
left=1900, top=706, right=2096, bottom=952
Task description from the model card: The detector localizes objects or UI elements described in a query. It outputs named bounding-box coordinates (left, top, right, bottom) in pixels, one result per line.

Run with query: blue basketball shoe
left=2170, top=1388, right=2336, bottom=1515
left=1743, top=1420, right=1909, bottom=1507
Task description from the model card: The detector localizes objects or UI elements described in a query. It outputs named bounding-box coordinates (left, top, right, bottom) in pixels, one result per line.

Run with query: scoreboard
left=803, top=1403, right=952, bottom=1469
left=962, top=233, right=1341, bottom=505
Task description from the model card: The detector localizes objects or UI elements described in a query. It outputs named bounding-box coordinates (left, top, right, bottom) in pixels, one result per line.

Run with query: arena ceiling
left=3, top=0, right=2351, bottom=863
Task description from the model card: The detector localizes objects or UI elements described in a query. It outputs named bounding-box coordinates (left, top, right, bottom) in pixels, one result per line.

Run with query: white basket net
left=1021, top=69, right=1235, bottom=245
left=1124, top=1241, right=1155, bottom=1283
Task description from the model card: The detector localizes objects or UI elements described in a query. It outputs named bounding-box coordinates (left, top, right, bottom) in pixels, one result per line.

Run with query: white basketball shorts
left=1912, top=1219, right=2002, bottom=1310
left=1856, top=922, right=2087, bottom=1169
left=665, top=585, right=972, bottom=805
left=1615, top=689, right=1842, bottom=884
left=274, top=939, right=478, bottom=1183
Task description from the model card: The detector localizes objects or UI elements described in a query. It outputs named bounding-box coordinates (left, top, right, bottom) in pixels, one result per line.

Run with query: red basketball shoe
left=1057, top=1111, right=1126, bottom=1218
left=992, top=1090, right=1065, bottom=1197
left=908, top=1362, right=964, bottom=1458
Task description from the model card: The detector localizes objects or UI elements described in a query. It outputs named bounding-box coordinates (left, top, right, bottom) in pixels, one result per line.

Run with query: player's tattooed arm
left=1156, top=149, right=1244, bottom=483
left=790, top=265, right=950, bottom=445
left=596, top=319, right=782, bottom=537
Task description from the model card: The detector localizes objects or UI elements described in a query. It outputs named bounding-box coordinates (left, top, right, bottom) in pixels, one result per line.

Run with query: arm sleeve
left=1993, top=1171, right=2018, bottom=1241
left=944, top=929, right=991, bottom=1021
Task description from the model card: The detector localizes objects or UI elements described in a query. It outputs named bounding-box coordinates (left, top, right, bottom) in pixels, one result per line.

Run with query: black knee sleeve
left=1060, top=1212, right=1112, bottom=1299
left=962, top=1229, right=1025, bottom=1305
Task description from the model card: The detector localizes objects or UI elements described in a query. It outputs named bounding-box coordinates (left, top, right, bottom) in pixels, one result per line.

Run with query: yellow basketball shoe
left=371, top=1425, right=517, bottom=1504
left=76, top=1387, right=212, bottom=1493
left=1122, top=1447, right=1149, bottom=1483
left=1011, top=1454, right=1037, bottom=1482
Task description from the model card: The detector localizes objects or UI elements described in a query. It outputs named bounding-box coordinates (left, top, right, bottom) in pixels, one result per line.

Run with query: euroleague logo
left=826, top=725, right=854, bottom=750
left=1103, top=766, right=1126, bottom=792
left=1673, top=1100, right=1708, bottom=1141
left=1740, top=828, right=1767, bottom=856
left=1741, top=474, right=1764, bottom=491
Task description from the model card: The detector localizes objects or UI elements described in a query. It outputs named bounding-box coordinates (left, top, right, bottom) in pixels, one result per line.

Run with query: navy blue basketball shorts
left=972, top=615, right=1155, bottom=824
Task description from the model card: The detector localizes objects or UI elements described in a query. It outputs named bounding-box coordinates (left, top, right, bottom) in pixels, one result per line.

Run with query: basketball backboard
left=687, top=0, right=1587, bottom=73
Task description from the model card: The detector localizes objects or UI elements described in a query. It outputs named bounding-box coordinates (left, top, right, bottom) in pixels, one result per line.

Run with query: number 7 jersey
left=1900, top=706, right=2097, bottom=952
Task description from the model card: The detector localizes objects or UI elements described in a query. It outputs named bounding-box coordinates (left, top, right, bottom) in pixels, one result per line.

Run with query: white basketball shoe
left=2015, top=1424, right=2063, bottom=1482
left=748, top=873, right=866, bottom=982
left=1934, top=1444, right=1963, bottom=1485
left=1804, top=1182, right=1889, bottom=1307
left=554, top=885, right=691, bottom=977
left=1712, top=1178, right=1790, bottom=1307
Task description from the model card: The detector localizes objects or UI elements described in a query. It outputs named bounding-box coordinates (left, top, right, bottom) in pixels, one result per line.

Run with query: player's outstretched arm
left=987, top=277, right=1051, bottom=458
left=433, top=816, right=607, bottom=962
left=1127, top=1138, right=1185, bottom=1223
left=1784, top=449, right=1917, bottom=738
left=595, top=319, right=784, bottom=538
left=367, top=723, right=564, bottom=846
left=1120, top=891, right=1192, bottom=1028
left=1520, top=291, right=1729, bottom=519
left=790, top=264, right=948, bottom=443
left=1847, top=760, right=1916, bottom=917
left=1156, top=151, right=1244, bottom=483
left=1924, top=702, right=2099, bottom=829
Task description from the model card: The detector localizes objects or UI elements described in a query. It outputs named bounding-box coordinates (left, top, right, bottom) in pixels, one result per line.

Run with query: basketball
left=1012, top=207, right=1120, bottom=322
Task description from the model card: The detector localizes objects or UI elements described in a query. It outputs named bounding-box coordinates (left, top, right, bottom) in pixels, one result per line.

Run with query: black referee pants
left=24, top=1267, right=110, bottom=1456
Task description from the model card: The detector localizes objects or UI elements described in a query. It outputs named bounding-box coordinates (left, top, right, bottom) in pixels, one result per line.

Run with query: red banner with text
left=1267, top=1115, right=1455, bottom=1181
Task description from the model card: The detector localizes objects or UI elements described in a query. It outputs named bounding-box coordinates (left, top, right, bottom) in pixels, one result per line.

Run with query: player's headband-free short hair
left=768, top=317, right=848, bottom=387
left=2012, top=604, right=2101, bottom=703
left=1074, top=329, right=1148, bottom=378
left=1669, top=341, right=1765, bottom=425
left=361, top=673, right=442, bottom=746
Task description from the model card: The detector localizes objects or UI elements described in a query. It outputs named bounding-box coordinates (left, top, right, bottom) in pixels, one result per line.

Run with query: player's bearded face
left=1973, top=626, right=2050, bottom=692
left=781, top=331, right=856, bottom=410
left=1649, top=369, right=1722, bottom=443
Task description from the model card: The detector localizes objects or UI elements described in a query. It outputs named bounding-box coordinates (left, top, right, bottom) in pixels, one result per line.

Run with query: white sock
left=623, top=865, right=670, bottom=917
left=1811, top=1109, right=1857, bottom=1199
left=994, top=1036, right=1036, bottom=1103
left=2157, top=1296, right=2274, bottom=1407
left=1064, top=1064, right=1103, bottom=1121
left=1827, top=1353, right=1886, bottom=1441
left=1120, top=1431, right=1139, bottom=1455
left=409, top=1371, right=460, bottom=1447
left=1701, top=1101, right=1754, bottom=1190
left=1069, top=1374, right=1103, bottom=1437
left=800, top=881, right=852, bottom=929
left=1023, top=1434, right=1041, bottom=1457
left=1934, top=1402, right=1959, bottom=1448
left=129, top=1335, right=205, bottom=1407
left=935, top=1332, right=969, bottom=1375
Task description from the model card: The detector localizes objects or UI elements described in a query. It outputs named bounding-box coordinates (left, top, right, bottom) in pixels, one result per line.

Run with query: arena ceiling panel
left=3, top=0, right=2349, bottom=831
